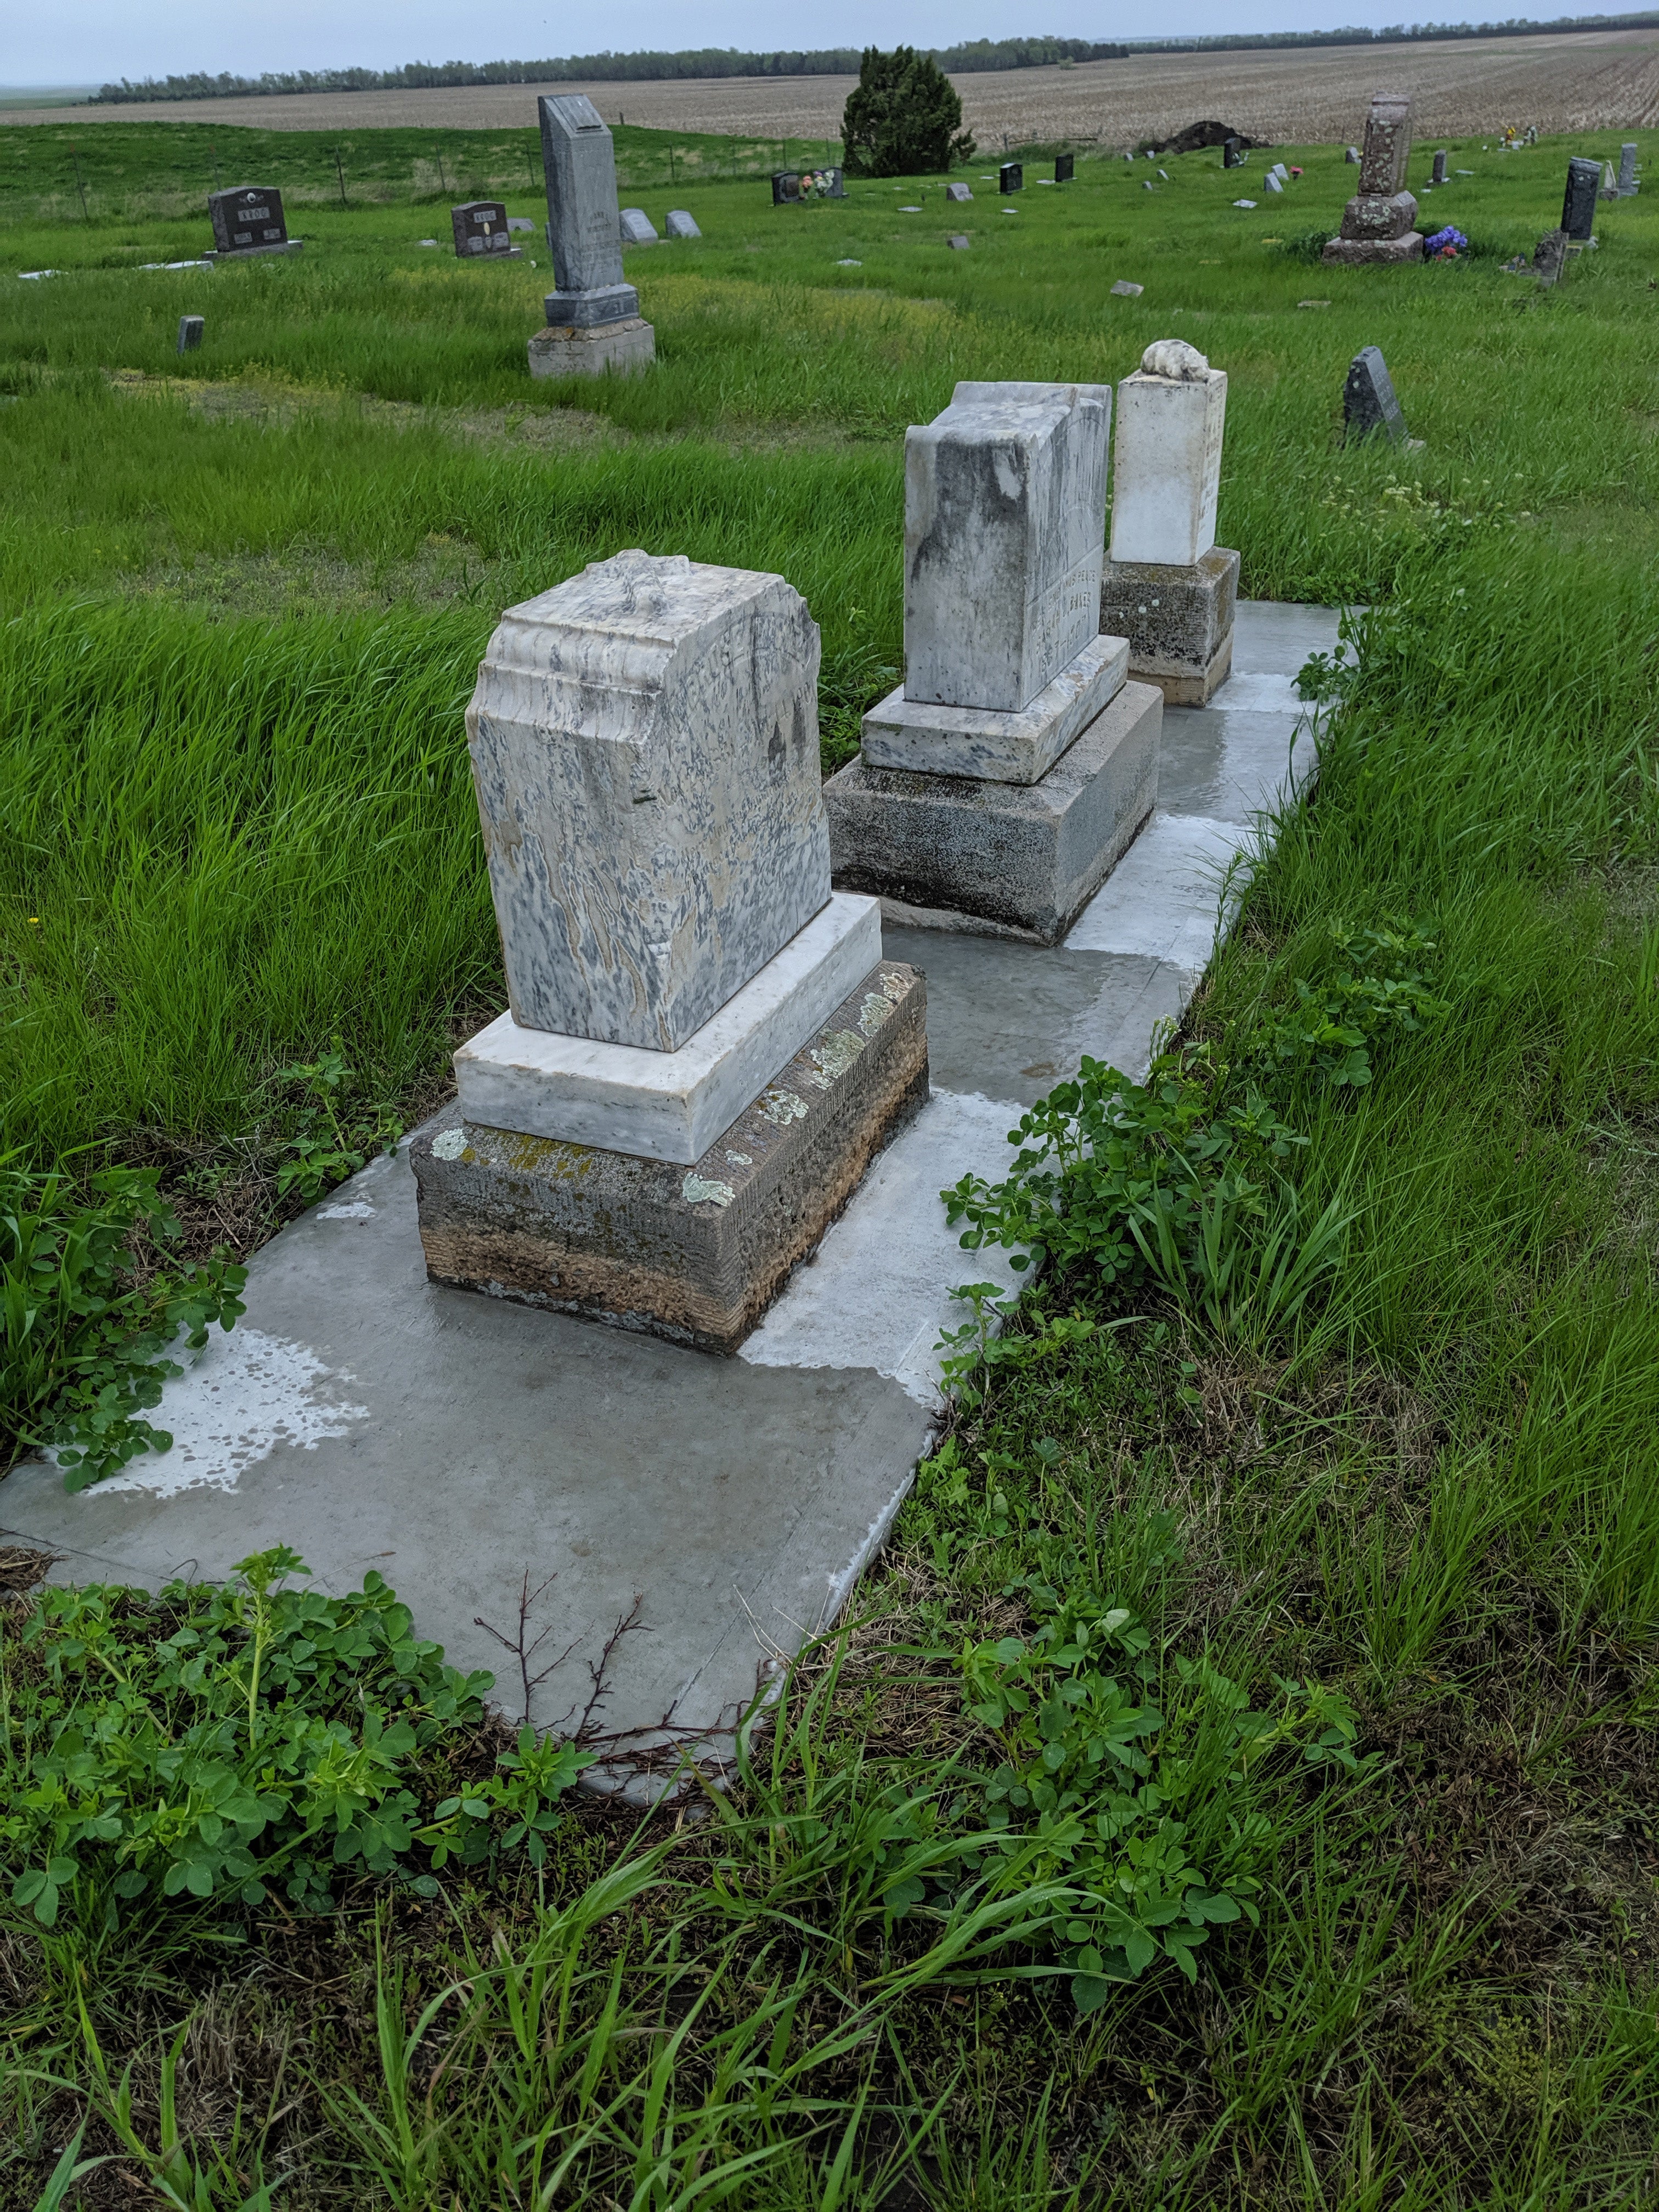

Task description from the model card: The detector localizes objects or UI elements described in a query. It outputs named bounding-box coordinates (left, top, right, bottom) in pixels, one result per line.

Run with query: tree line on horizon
left=87, top=10, right=1659, bottom=104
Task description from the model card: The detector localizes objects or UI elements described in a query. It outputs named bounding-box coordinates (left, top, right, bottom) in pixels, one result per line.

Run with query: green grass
left=2, top=119, right=1658, bottom=2209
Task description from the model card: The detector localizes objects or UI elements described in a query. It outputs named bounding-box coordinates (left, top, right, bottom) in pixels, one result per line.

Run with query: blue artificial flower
left=1424, top=225, right=1468, bottom=257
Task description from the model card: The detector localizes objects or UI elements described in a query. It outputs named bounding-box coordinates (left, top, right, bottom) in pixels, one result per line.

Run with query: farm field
left=2, top=119, right=1659, bottom=2209
left=7, top=25, right=1659, bottom=143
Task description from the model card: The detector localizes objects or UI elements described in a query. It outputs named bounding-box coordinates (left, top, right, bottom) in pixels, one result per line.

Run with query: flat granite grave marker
left=418, top=549, right=926, bottom=1350
left=451, top=200, right=521, bottom=258
left=531, top=94, right=654, bottom=379
left=665, top=209, right=701, bottom=238
left=1099, top=338, right=1239, bottom=707
left=176, top=314, right=204, bottom=354
left=1561, top=155, right=1601, bottom=240
left=947, top=234, right=970, bottom=250
left=1343, top=345, right=1406, bottom=443
left=825, top=381, right=1161, bottom=941
left=1323, top=93, right=1424, bottom=264
left=206, top=185, right=302, bottom=262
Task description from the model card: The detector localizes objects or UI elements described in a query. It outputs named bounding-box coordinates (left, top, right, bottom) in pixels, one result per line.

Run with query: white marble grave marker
left=1108, top=341, right=1227, bottom=568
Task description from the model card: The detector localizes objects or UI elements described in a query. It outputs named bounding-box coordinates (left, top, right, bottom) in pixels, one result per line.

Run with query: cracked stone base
left=527, top=318, right=656, bottom=378
left=859, top=633, right=1129, bottom=784
left=1098, top=548, right=1239, bottom=706
left=411, top=962, right=928, bottom=1353
left=1321, top=232, right=1425, bottom=265
left=825, top=680, right=1161, bottom=943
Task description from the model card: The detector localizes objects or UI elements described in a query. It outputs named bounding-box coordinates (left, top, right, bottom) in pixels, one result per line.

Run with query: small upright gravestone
left=999, top=161, right=1023, bottom=193
left=1533, top=229, right=1568, bottom=287
left=1618, top=142, right=1639, bottom=195
left=945, top=180, right=973, bottom=202
left=1344, top=346, right=1406, bottom=444
left=1099, top=340, right=1240, bottom=707
left=176, top=315, right=204, bottom=354
left=1055, top=154, right=1075, bottom=184
left=413, top=551, right=922, bottom=1352
left=1223, top=138, right=1244, bottom=168
left=1323, top=92, right=1424, bottom=264
left=825, top=381, right=1163, bottom=940
left=451, top=201, right=521, bottom=259
left=206, top=186, right=302, bottom=262
left=619, top=208, right=658, bottom=243
left=1561, top=155, right=1601, bottom=240
left=1265, top=172, right=1284, bottom=193
left=947, top=234, right=970, bottom=250
left=1345, top=144, right=1361, bottom=163
left=664, top=210, right=701, bottom=239
left=1599, top=160, right=1620, bottom=200
left=1431, top=149, right=1448, bottom=184
left=530, top=95, right=654, bottom=380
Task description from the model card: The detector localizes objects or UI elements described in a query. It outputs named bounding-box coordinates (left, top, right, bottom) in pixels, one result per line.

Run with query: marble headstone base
left=528, top=318, right=656, bottom=379
left=825, top=680, right=1161, bottom=943
left=859, top=634, right=1129, bottom=784
left=411, top=962, right=928, bottom=1355
left=1321, top=232, right=1425, bottom=266
left=1098, top=547, right=1239, bottom=707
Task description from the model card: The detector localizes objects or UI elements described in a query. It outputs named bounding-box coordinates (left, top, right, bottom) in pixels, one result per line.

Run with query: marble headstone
left=1343, top=346, right=1405, bottom=444
left=1109, top=341, right=1227, bottom=568
left=451, top=201, right=514, bottom=256
left=902, top=382, right=1111, bottom=715
left=538, top=94, right=639, bottom=327
left=1358, top=94, right=1413, bottom=194
left=1533, top=228, right=1568, bottom=287
left=465, top=551, right=830, bottom=1052
left=1345, top=145, right=1361, bottom=163
left=665, top=208, right=701, bottom=238
left=1618, top=142, right=1639, bottom=195
left=1600, top=160, right=1620, bottom=199
left=619, top=207, right=658, bottom=244
left=208, top=186, right=289, bottom=254
left=947, top=234, right=970, bottom=250
left=1265, top=172, right=1283, bottom=193
left=1561, top=156, right=1601, bottom=240
left=945, top=181, right=973, bottom=202
left=176, top=314, right=204, bottom=354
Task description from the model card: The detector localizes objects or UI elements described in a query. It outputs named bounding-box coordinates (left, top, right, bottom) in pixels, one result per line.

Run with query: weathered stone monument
left=665, top=209, right=701, bottom=238
left=1323, top=94, right=1424, bottom=265
left=619, top=208, right=658, bottom=243
left=823, top=382, right=1161, bottom=940
left=176, top=314, right=204, bottom=354
left=206, top=187, right=302, bottom=262
left=413, top=551, right=925, bottom=1350
left=1098, top=341, right=1237, bottom=708
left=1343, top=346, right=1406, bottom=443
left=1561, top=155, right=1601, bottom=241
left=529, top=95, right=655, bottom=380
left=452, top=201, right=521, bottom=258
left=1618, top=142, right=1639, bottom=195
left=1533, top=228, right=1568, bottom=287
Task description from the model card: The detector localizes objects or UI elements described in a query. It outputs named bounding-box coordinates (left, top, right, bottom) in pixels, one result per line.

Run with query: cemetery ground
left=2, top=119, right=1658, bottom=2209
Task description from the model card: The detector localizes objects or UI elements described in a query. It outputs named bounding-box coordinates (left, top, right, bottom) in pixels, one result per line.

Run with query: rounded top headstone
left=1140, top=338, right=1211, bottom=380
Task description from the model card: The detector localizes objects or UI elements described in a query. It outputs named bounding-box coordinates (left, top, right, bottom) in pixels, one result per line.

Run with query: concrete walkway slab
left=1, top=601, right=1342, bottom=1786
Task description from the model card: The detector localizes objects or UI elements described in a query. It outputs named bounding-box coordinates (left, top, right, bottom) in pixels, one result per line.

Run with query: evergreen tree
left=840, top=46, right=976, bottom=177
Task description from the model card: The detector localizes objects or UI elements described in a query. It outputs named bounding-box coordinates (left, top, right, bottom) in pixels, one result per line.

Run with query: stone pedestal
left=1099, top=549, right=1239, bottom=707
left=1323, top=93, right=1426, bottom=265
left=423, top=550, right=926, bottom=1351
left=413, top=961, right=928, bottom=1353
left=528, top=319, right=655, bottom=378
left=825, top=680, right=1161, bottom=942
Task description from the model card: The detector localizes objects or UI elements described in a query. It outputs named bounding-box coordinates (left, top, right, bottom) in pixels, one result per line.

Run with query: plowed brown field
left=6, top=27, right=1659, bottom=141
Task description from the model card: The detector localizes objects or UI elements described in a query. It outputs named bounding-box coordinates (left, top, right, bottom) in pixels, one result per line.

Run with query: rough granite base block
left=453, top=894, right=881, bottom=1164
left=411, top=962, right=928, bottom=1353
left=527, top=318, right=656, bottom=378
left=859, top=633, right=1128, bottom=784
left=1098, top=546, right=1239, bottom=703
left=825, top=680, right=1161, bottom=943
left=1321, top=233, right=1425, bottom=266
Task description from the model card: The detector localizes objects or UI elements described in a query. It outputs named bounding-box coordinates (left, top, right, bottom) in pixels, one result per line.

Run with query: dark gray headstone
left=771, top=171, right=800, bottom=204
left=176, top=314, right=204, bottom=354
left=1561, top=156, right=1601, bottom=240
left=451, top=200, right=512, bottom=257
left=208, top=186, right=288, bottom=254
left=1055, top=154, right=1074, bottom=184
left=999, top=162, right=1023, bottom=193
left=1223, top=137, right=1243, bottom=168
left=1343, top=345, right=1405, bottom=444
left=1431, top=149, right=1447, bottom=184
left=538, top=93, right=637, bottom=328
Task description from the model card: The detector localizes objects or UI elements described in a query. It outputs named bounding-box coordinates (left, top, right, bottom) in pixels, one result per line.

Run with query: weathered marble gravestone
left=1000, top=162, right=1023, bottom=192
left=176, top=315, right=204, bottom=354
left=947, top=235, right=970, bottom=250
left=507, top=216, right=535, bottom=233
left=1345, top=145, right=1361, bottom=163
left=1323, top=93, right=1424, bottom=264
left=1265, top=172, right=1284, bottom=193
left=945, top=180, right=973, bottom=202
left=1431, top=149, right=1448, bottom=184
left=1272, top=162, right=1289, bottom=181
left=1533, top=228, right=1568, bottom=287
left=1343, top=345, right=1406, bottom=444
left=530, top=95, right=654, bottom=379
left=824, top=382, right=1161, bottom=941
left=619, top=207, right=658, bottom=243
left=1099, top=340, right=1238, bottom=707
left=1618, top=142, right=1639, bottom=195
left=206, top=185, right=302, bottom=262
left=665, top=210, right=701, bottom=238
left=414, top=550, right=924, bottom=1350
left=1599, top=160, right=1620, bottom=200
left=451, top=201, right=521, bottom=258
left=1055, top=154, right=1075, bottom=183
left=1561, top=155, right=1601, bottom=240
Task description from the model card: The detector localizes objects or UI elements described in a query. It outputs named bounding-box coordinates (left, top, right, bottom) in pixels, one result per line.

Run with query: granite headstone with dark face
left=1561, top=156, right=1601, bottom=240
left=1344, top=346, right=1406, bottom=444
left=538, top=94, right=638, bottom=327
left=208, top=186, right=289, bottom=255
left=1055, top=154, right=1074, bottom=183
left=451, top=201, right=514, bottom=257
left=999, top=162, right=1023, bottom=193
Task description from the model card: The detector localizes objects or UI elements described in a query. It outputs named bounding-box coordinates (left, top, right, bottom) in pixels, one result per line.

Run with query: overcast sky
left=6, top=0, right=1633, bottom=88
